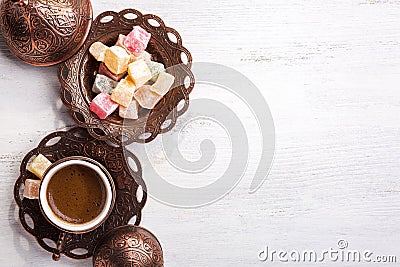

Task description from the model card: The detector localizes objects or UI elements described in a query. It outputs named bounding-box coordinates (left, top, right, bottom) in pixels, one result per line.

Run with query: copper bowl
left=93, top=225, right=163, bottom=267
left=0, top=0, right=92, bottom=66
left=58, top=9, right=195, bottom=145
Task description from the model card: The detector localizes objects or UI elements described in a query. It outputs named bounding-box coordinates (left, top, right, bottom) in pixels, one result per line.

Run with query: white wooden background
left=1, top=0, right=400, bottom=266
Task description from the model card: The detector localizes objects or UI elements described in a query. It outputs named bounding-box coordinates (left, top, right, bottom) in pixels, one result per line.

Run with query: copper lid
left=0, top=0, right=92, bottom=66
left=93, top=225, right=164, bottom=267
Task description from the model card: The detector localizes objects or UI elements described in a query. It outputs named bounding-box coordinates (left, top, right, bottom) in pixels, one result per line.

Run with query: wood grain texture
left=1, top=0, right=400, bottom=266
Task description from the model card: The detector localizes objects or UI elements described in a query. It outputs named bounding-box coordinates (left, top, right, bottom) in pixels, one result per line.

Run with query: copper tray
left=13, top=127, right=147, bottom=260
left=58, top=9, right=195, bottom=145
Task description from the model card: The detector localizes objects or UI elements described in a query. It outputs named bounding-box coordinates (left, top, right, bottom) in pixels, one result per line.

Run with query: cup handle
left=52, top=232, right=66, bottom=261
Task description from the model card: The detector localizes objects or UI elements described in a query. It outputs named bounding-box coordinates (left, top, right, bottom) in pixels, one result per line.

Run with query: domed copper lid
left=93, top=225, right=164, bottom=267
left=0, top=0, right=92, bottom=66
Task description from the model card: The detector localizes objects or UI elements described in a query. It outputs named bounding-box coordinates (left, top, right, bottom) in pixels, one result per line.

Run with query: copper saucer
left=14, top=127, right=147, bottom=260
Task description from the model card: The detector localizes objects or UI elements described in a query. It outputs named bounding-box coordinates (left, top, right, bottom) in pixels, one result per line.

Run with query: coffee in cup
left=25, top=156, right=115, bottom=234
left=46, top=164, right=106, bottom=224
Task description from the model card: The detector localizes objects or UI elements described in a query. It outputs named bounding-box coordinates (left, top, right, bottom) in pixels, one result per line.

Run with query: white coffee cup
left=29, top=156, right=116, bottom=234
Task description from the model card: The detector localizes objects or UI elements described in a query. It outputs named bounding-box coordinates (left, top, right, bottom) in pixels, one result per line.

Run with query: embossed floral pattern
left=93, top=225, right=163, bottom=267
left=0, top=0, right=92, bottom=65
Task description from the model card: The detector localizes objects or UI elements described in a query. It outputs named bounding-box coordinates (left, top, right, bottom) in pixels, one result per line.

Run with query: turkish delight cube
left=134, top=85, right=162, bottom=109
left=28, top=154, right=52, bottom=179
left=98, top=62, right=126, bottom=82
left=147, top=61, right=165, bottom=83
left=92, top=74, right=118, bottom=94
left=127, top=59, right=152, bottom=87
left=89, top=42, right=108, bottom=61
left=124, top=26, right=151, bottom=56
left=115, top=34, right=127, bottom=49
left=90, top=92, right=119, bottom=119
left=23, top=179, right=41, bottom=199
left=116, top=34, right=152, bottom=63
left=130, top=51, right=152, bottom=63
left=104, top=46, right=130, bottom=75
left=111, top=78, right=136, bottom=107
left=151, top=72, right=175, bottom=96
left=119, top=99, right=139, bottom=120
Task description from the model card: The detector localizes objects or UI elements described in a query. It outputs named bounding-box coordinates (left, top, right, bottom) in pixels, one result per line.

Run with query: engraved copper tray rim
left=14, top=127, right=147, bottom=260
left=58, top=9, right=195, bottom=146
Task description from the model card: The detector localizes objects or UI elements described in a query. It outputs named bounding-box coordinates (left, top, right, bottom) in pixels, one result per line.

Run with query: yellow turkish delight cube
left=104, top=46, right=130, bottom=75
left=111, top=77, right=136, bottom=107
left=28, top=154, right=52, bottom=179
left=127, top=59, right=152, bottom=87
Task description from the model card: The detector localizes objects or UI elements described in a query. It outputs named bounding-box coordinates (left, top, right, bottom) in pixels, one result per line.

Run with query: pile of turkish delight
left=88, top=26, right=175, bottom=120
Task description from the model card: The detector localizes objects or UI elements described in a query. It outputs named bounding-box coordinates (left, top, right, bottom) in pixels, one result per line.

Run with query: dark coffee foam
left=46, top=164, right=106, bottom=224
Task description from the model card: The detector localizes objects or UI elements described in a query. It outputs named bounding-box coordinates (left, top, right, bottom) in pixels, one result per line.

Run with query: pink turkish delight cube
left=90, top=92, right=118, bottom=119
left=123, top=26, right=151, bottom=56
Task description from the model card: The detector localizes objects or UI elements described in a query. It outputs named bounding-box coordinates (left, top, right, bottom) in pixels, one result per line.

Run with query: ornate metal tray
left=13, top=127, right=147, bottom=260
left=58, top=9, right=195, bottom=145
